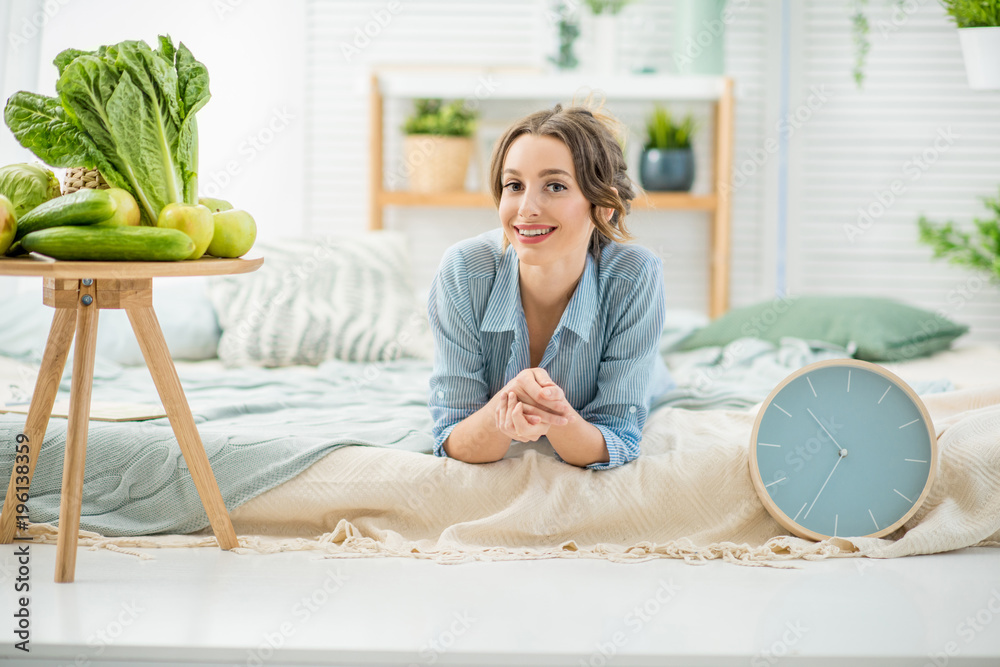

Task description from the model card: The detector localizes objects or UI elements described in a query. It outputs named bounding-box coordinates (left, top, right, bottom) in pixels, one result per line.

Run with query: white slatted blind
left=789, top=1, right=1000, bottom=344
left=304, top=0, right=772, bottom=313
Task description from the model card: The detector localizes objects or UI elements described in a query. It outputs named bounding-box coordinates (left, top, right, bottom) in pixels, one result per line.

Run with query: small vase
left=640, top=148, right=695, bottom=192
left=592, top=14, right=618, bottom=76
left=959, top=26, right=1000, bottom=90
left=578, top=12, right=619, bottom=75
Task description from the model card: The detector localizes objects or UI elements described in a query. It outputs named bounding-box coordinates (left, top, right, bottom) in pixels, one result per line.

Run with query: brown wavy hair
left=488, top=98, right=636, bottom=260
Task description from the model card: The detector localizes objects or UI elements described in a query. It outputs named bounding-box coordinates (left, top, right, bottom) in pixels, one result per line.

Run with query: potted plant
left=639, top=105, right=696, bottom=192
left=547, top=0, right=581, bottom=70
left=402, top=99, right=478, bottom=193
left=942, top=0, right=1000, bottom=89
left=917, top=187, right=1000, bottom=282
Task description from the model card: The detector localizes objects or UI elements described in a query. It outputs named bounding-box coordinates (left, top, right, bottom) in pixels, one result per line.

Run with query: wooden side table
left=0, top=255, right=263, bottom=582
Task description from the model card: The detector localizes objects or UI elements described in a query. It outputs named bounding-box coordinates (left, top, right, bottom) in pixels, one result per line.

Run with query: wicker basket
left=404, top=135, right=473, bottom=193
left=62, top=167, right=110, bottom=195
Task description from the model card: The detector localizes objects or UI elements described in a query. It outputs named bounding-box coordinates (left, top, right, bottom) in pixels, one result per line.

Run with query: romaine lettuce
left=3, top=35, right=209, bottom=226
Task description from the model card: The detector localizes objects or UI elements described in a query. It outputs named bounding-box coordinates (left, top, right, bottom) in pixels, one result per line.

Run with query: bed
left=0, top=231, right=997, bottom=571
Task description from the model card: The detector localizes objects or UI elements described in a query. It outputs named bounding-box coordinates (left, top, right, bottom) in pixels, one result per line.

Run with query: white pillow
left=205, top=231, right=423, bottom=368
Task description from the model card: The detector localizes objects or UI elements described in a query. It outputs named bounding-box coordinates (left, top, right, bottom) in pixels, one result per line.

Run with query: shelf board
left=378, top=190, right=717, bottom=211
left=375, top=72, right=729, bottom=102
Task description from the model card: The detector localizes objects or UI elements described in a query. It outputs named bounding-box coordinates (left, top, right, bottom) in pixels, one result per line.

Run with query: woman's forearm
left=546, top=414, right=609, bottom=468
left=442, top=395, right=512, bottom=464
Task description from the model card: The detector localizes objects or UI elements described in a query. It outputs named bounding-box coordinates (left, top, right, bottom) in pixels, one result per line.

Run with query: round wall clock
left=749, top=359, right=938, bottom=541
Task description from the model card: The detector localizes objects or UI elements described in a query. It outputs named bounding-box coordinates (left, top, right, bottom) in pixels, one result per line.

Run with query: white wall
left=786, top=0, right=1000, bottom=344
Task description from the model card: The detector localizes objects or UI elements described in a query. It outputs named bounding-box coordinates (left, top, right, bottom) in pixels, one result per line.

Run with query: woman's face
left=499, top=134, right=595, bottom=266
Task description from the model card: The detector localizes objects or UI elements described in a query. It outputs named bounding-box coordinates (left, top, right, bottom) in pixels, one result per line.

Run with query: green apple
left=0, top=195, right=15, bottom=255
left=94, top=188, right=140, bottom=227
left=207, top=209, right=257, bottom=258
left=157, top=203, right=214, bottom=259
left=198, top=196, right=234, bottom=213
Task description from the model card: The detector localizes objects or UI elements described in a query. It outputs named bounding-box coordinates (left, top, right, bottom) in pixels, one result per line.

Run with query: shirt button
left=629, top=406, right=637, bottom=414
left=437, top=391, right=445, bottom=398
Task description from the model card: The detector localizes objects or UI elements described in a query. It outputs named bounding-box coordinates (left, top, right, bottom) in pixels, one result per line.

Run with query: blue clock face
left=751, top=361, right=935, bottom=539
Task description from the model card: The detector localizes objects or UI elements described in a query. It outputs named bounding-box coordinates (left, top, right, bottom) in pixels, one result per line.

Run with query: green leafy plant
left=548, top=0, right=581, bottom=70
left=402, top=99, right=478, bottom=137
left=584, top=0, right=631, bottom=15
left=851, top=0, right=913, bottom=89
left=3, top=35, right=209, bottom=226
left=851, top=0, right=872, bottom=88
left=644, top=105, right=695, bottom=151
left=917, top=187, right=1000, bottom=282
left=940, top=0, right=1000, bottom=27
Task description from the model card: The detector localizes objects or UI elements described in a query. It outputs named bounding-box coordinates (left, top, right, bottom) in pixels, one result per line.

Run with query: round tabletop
left=0, top=254, right=264, bottom=278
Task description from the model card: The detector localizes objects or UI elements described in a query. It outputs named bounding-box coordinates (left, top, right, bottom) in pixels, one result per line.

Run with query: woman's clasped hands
left=494, top=368, right=576, bottom=442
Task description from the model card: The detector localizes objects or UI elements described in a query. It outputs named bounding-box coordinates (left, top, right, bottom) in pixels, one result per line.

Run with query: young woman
left=427, top=103, right=675, bottom=470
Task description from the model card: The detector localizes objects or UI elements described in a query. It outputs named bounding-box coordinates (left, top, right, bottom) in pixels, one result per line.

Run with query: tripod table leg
left=126, top=305, right=238, bottom=550
left=0, top=308, right=77, bottom=544
left=55, top=290, right=100, bottom=584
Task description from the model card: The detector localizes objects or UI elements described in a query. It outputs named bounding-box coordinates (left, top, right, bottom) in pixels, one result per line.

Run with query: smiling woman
left=426, top=102, right=676, bottom=471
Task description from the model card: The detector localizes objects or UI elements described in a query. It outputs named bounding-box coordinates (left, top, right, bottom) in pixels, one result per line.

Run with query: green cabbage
left=3, top=35, right=209, bottom=226
left=0, top=163, right=60, bottom=219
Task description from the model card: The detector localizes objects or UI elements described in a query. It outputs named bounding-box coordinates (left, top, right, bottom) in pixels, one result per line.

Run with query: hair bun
left=570, top=90, right=629, bottom=153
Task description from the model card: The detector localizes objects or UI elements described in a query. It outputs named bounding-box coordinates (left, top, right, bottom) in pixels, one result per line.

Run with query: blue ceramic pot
left=639, top=148, right=695, bottom=192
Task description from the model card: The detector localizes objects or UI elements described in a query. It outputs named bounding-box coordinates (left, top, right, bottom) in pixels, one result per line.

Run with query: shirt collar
left=481, top=245, right=597, bottom=342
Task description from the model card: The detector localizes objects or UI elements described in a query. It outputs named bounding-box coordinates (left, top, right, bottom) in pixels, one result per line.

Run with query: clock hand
left=807, top=407, right=846, bottom=455
left=803, top=452, right=846, bottom=521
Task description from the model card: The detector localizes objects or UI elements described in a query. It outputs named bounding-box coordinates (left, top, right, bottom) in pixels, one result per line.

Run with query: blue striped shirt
left=427, top=228, right=675, bottom=470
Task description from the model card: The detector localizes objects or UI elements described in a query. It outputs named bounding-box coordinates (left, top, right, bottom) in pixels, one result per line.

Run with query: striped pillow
left=206, top=232, right=422, bottom=368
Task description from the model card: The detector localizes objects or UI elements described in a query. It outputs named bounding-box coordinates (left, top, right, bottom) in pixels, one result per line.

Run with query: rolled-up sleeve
left=579, top=257, right=667, bottom=470
left=427, top=248, right=488, bottom=457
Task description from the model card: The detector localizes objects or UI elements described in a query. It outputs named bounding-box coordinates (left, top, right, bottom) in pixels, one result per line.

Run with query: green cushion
left=675, top=295, right=969, bottom=361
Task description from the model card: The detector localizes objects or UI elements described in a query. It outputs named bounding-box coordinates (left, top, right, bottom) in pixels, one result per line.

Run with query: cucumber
left=20, top=226, right=195, bottom=261
left=13, top=188, right=117, bottom=241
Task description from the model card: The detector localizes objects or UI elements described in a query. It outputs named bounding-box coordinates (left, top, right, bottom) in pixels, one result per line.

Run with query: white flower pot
left=579, top=12, right=618, bottom=75
left=959, top=26, right=1000, bottom=90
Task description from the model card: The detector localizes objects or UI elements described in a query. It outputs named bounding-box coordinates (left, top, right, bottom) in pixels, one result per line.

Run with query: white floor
left=0, top=543, right=999, bottom=666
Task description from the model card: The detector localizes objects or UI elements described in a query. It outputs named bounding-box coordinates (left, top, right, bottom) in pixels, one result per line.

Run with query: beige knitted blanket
left=28, top=384, right=1000, bottom=567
